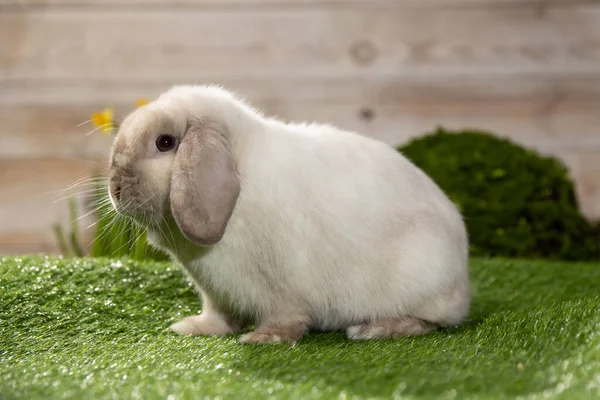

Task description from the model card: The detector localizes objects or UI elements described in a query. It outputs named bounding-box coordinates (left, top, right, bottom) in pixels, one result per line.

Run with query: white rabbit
left=108, top=85, right=470, bottom=344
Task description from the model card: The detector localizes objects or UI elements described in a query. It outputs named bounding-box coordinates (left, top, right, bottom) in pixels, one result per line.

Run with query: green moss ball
left=398, top=128, right=600, bottom=261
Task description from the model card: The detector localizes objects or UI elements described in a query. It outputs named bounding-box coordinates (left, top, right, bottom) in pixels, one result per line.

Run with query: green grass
left=1, top=257, right=599, bottom=400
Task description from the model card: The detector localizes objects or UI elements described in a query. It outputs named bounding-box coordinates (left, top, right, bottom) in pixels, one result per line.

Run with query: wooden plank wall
left=1, top=0, right=599, bottom=254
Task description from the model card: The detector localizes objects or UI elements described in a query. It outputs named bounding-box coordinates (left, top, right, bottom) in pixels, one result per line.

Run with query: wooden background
left=1, top=0, right=599, bottom=254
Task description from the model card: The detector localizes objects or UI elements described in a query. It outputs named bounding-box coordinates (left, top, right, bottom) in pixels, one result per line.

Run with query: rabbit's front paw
left=169, top=313, right=236, bottom=336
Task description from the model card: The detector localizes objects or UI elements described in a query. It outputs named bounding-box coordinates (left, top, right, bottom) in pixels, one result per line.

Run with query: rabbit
left=107, top=84, right=470, bottom=344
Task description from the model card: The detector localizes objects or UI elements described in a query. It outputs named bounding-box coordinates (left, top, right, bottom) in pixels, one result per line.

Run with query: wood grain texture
left=0, top=103, right=114, bottom=159
left=1, top=0, right=594, bottom=8
left=4, top=75, right=600, bottom=104
left=2, top=5, right=600, bottom=82
left=2, top=85, right=600, bottom=160
left=3, top=76, right=600, bottom=152
left=559, top=152, right=600, bottom=220
left=1, top=0, right=599, bottom=254
left=0, top=233, right=93, bottom=255
left=0, top=158, right=100, bottom=252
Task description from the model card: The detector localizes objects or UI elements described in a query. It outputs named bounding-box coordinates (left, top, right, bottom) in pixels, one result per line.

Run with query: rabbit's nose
left=110, top=178, right=122, bottom=202
left=114, top=184, right=121, bottom=201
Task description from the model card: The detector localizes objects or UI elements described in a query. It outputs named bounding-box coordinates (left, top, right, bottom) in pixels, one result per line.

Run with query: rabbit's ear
left=170, top=119, right=240, bottom=246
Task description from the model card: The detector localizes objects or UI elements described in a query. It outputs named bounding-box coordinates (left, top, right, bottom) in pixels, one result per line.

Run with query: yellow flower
left=135, top=98, right=149, bottom=107
left=91, top=107, right=115, bottom=135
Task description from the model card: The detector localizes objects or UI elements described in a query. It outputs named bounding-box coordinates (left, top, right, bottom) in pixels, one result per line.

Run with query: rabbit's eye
left=156, top=135, right=177, bottom=152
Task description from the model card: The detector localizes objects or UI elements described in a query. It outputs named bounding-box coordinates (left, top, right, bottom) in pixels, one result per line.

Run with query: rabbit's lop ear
left=170, top=120, right=240, bottom=246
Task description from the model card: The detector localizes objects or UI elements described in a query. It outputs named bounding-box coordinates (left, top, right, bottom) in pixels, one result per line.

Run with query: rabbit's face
left=108, top=105, right=187, bottom=227
left=107, top=89, right=241, bottom=247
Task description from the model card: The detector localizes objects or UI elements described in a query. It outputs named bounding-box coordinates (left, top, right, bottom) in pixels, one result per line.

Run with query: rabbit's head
left=108, top=87, right=241, bottom=246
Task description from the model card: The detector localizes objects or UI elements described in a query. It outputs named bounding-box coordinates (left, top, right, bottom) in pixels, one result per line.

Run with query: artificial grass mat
left=1, top=256, right=599, bottom=400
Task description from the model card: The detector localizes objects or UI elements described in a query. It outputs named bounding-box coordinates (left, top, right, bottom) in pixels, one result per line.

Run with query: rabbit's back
left=190, top=121, right=470, bottom=329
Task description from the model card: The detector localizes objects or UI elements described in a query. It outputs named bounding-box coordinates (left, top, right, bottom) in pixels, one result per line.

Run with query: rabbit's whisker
left=85, top=123, right=116, bottom=137
left=159, top=213, right=177, bottom=250
left=49, top=176, right=105, bottom=196
left=76, top=119, right=92, bottom=128
left=89, top=200, right=123, bottom=243
left=52, top=188, right=105, bottom=204
left=94, top=201, right=133, bottom=253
